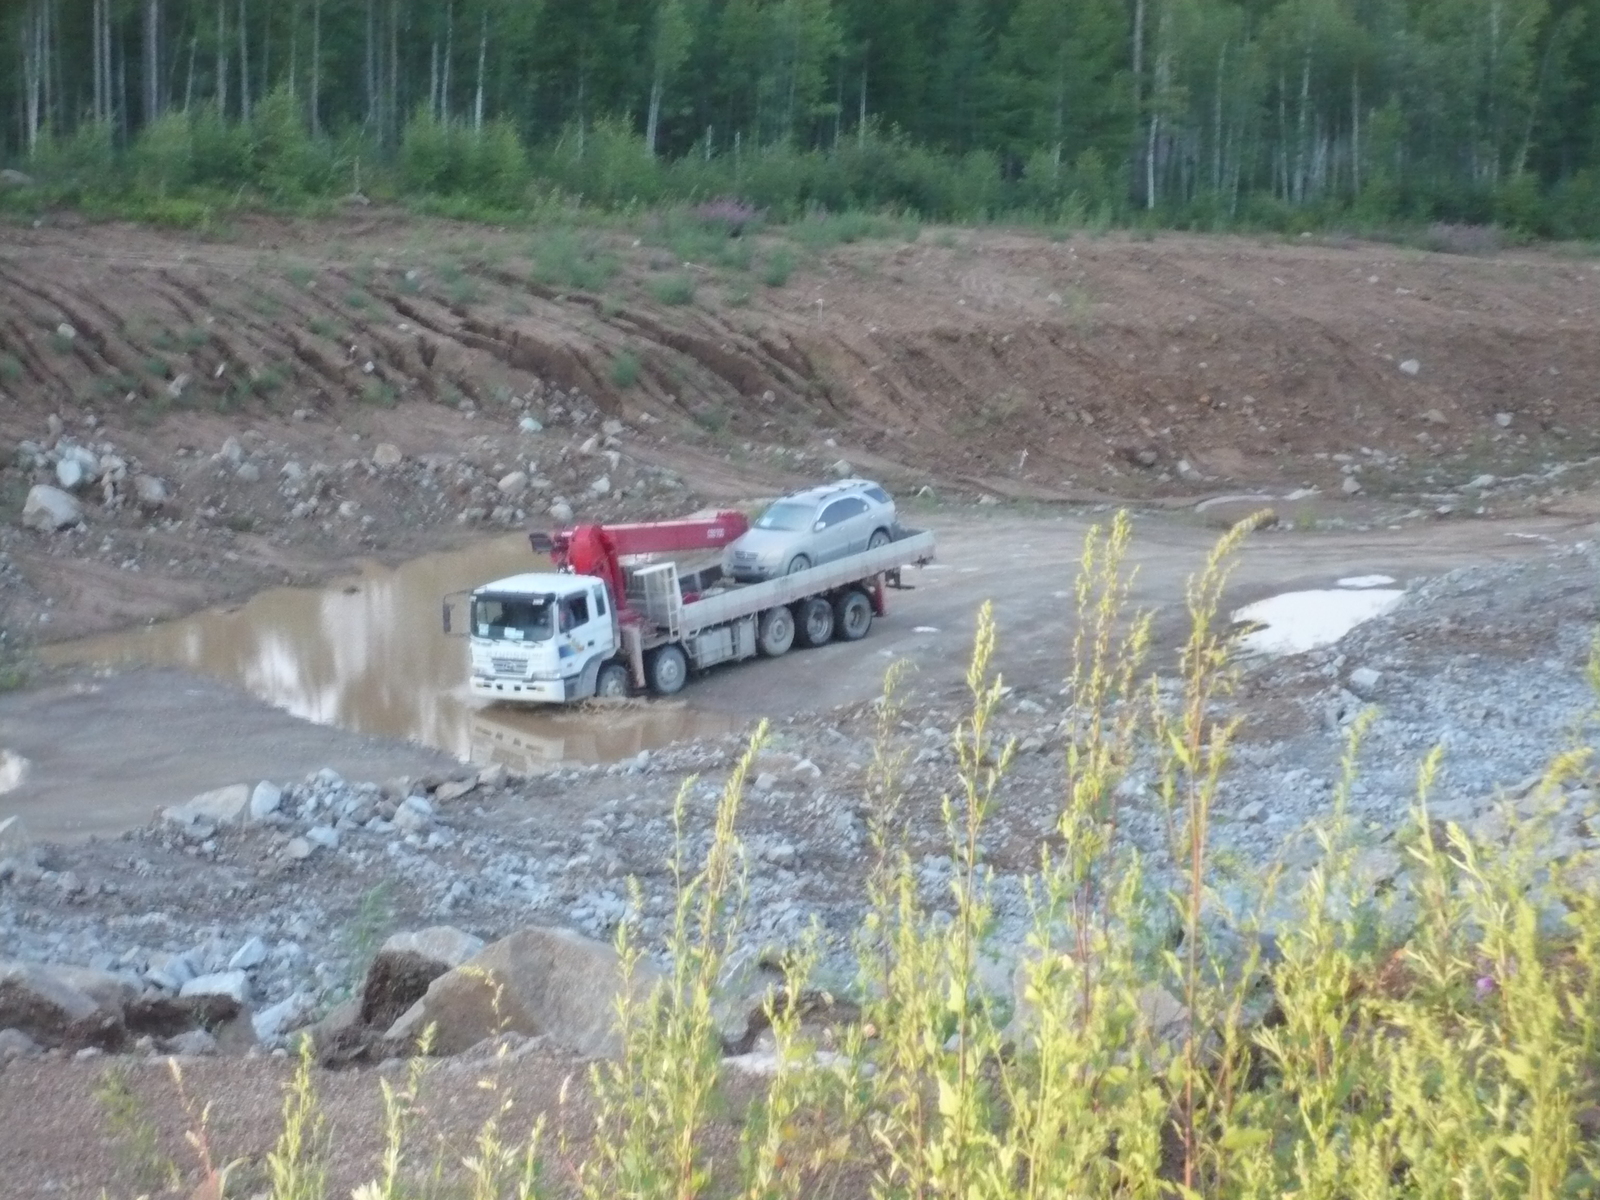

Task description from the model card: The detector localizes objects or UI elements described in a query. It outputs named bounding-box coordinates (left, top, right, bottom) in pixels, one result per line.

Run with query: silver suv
left=725, top=480, right=898, bottom=581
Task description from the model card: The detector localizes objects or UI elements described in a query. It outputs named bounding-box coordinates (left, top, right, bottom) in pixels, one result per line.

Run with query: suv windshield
left=754, top=501, right=815, bottom=532
left=472, top=595, right=555, bottom=642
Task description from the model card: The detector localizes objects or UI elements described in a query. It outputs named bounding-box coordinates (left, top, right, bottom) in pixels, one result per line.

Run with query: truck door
left=558, top=591, right=605, bottom=669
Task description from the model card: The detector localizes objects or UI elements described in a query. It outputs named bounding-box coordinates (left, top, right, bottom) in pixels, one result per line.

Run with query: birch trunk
left=143, top=0, right=160, bottom=122
left=238, top=0, right=250, bottom=121
left=858, top=41, right=868, bottom=149
left=364, top=0, right=375, bottom=128
left=441, top=0, right=453, bottom=122
left=217, top=0, right=228, bottom=115
left=1132, top=0, right=1145, bottom=201
left=310, top=0, right=321, bottom=132
left=185, top=35, right=197, bottom=110
left=1350, top=70, right=1359, bottom=195
left=474, top=10, right=486, bottom=132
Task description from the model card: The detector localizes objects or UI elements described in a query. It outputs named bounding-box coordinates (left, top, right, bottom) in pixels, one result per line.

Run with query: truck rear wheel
left=833, top=590, right=873, bottom=641
left=648, top=644, right=688, bottom=695
left=595, top=662, right=631, bottom=699
left=794, top=597, right=834, bottom=647
left=757, top=606, right=796, bottom=657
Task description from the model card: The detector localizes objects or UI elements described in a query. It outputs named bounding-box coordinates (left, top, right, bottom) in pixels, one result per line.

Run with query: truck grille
left=491, top=658, right=527, bottom=677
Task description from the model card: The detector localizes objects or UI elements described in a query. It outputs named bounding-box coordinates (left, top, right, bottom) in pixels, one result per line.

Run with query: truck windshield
left=754, top=502, right=814, bottom=532
left=472, top=595, right=555, bottom=642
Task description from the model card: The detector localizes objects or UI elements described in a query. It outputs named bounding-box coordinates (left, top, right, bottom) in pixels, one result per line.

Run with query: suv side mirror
left=814, top=519, right=826, bottom=531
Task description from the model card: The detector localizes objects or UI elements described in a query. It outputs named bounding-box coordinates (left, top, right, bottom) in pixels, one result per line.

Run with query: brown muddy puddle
left=45, top=535, right=740, bottom=772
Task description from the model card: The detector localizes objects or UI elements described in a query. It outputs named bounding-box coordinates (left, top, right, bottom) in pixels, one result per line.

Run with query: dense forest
left=3, top=0, right=1598, bottom=232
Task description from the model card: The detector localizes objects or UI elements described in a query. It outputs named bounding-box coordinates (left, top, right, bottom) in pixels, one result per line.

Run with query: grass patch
left=762, top=247, right=796, bottom=288
left=345, top=289, right=372, bottom=310
left=531, top=229, right=620, bottom=292
left=361, top=378, right=398, bottom=407
left=611, top=348, right=641, bottom=389
left=648, top=273, right=697, bottom=306
left=181, top=325, right=212, bottom=351
left=0, top=353, right=22, bottom=382
left=142, top=355, right=170, bottom=379
left=307, top=316, right=338, bottom=339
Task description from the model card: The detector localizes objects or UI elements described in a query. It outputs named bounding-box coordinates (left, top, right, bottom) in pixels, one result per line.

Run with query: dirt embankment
left=4, top=218, right=1599, bottom=496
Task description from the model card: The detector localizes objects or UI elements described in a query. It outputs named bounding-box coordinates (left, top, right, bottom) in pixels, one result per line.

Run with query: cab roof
left=474, top=572, right=594, bottom=596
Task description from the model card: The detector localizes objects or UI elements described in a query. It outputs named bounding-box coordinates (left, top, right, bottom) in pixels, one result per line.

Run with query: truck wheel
left=648, top=644, right=688, bottom=695
left=868, top=528, right=891, bottom=549
left=833, top=589, right=873, bottom=641
left=794, top=597, right=834, bottom=647
left=757, top=606, right=796, bottom=657
left=595, top=662, right=630, bottom=699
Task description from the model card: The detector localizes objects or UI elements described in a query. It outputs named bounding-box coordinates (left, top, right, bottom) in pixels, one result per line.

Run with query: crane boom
left=529, top=511, right=751, bottom=620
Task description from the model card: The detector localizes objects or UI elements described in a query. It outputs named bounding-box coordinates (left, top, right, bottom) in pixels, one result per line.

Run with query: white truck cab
left=462, top=572, right=623, bottom=703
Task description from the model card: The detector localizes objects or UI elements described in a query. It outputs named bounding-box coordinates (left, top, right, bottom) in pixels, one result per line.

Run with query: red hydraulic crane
left=530, top=511, right=751, bottom=622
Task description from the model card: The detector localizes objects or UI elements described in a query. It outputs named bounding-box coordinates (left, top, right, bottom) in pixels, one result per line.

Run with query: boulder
left=360, top=926, right=484, bottom=1032
left=389, top=926, right=658, bottom=1058
left=228, top=937, right=268, bottom=971
left=434, top=775, right=478, bottom=803
left=162, top=783, right=251, bottom=828
left=55, top=457, right=89, bottom=491
left=372, top=442, right=404, bottom=468
left=132, top=474, right=169, bottom=511
left=43, top=965, right=137, bottom=1014
left=497, top=470, right=529, bottom=496
left=21, top=484, right=83, bottom=532
left=0, top=1028, right=40, bottom=1060
left=0, top=169, right=35, bottom=190
left=161, top=1028, right=218, bottom=1056
left=0, top=961, right=121, bottom=1047
left=248, top=781, right=282, bottom=820
left=180, top=971, right=249, bottom=1005
left=251, top=991, right=314, bottom=1044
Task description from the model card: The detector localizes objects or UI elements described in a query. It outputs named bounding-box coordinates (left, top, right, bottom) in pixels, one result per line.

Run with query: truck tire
left=648, top=644, right=688, bottom=695
left=833, top=589, right=873, bottom=641
left=794, top=596, right=834, bottom=647
left=595, top=662, right=631, bottom=699
left=757, top=606, right=796, bottom=657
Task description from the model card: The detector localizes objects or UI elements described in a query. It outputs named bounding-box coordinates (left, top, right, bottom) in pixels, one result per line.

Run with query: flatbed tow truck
left=445, top=510, right=936, bottom=703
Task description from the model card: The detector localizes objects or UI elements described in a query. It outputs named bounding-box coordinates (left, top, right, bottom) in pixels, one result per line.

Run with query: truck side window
left=561, top=595, right=590, bottom=631
left=593, top=588, right=607, bottom=617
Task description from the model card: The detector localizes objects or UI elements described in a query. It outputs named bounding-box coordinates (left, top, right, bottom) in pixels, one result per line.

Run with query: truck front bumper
left=470, top=676, right=572, bottom=703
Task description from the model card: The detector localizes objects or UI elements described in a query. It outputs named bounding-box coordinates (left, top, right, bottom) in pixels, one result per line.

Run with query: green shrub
left=531, top=229, right=619, bottom=291
left=648, top=273, right=696, bottom=306
left=611, top=348, right=641, bottom=388
left=762, top=247, right=795, bottom=287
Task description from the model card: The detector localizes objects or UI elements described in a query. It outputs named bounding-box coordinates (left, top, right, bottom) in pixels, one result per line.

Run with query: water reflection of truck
left=467, top=704, right=733, bottom=774
left=444, top=507, right=935, bottom=705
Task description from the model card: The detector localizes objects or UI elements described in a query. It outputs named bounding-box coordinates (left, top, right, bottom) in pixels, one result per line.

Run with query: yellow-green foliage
left=140, top=513, right=1600, bottom=1199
